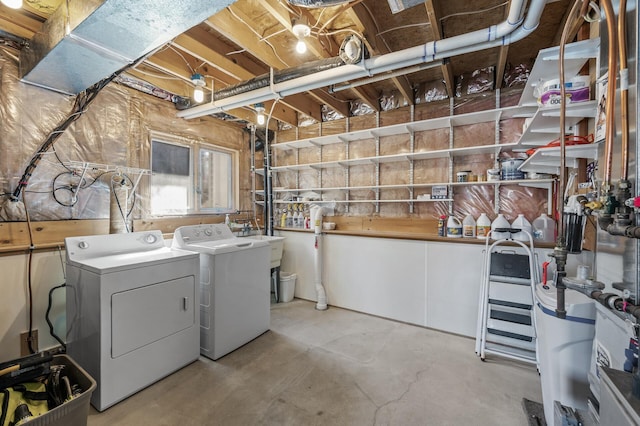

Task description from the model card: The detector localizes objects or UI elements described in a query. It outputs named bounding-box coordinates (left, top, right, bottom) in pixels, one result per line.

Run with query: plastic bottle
left=446, top=216, right=462, bottom=238
left=292, top=205, right=299, bottom=228
left=437, top=215, right=447, bottom=237
left=491, top=214, right=511, bottom=240
left=476, top=213, right=491, bottom=239
left=280, top=210, right=287, bottom=228
left=511, top=214, right=533, bottom=242
left=225, top=214, right=231, bottom=227
left=463, top=214, right=476, bottom=238
left=286, top=205, right=293, bottom=227
left=532, top=213, right=556, bottom=243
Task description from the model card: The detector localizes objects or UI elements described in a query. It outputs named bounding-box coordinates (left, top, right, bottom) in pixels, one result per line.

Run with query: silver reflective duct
left=19, top=0, right=237, bottom=95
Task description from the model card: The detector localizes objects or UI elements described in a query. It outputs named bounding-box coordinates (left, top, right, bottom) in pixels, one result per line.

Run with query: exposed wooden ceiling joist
left=348, top=3, right=414, bottom=106
left=425, top=0, right=455, bottom=98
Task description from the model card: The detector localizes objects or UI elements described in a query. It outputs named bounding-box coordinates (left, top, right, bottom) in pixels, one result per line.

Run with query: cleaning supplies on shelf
left=476, top=213, right=491, bottom=239
left=437, top=215, right=447, bottom=237
left=532, top=213, right=556, bottom=243
left=511, top=214, right=532, bottom=242
left=491, top=214, right=511, bottom=240
left=447, top=216, right=462, bottom=238
left=463, top=214, right=476, bottom=238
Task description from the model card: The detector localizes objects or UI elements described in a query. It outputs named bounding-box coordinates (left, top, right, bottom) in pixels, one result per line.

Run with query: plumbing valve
left=626, top=196, right=640, bottom=212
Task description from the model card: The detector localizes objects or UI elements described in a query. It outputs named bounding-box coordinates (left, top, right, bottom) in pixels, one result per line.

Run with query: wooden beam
left=206, top=8, right=289, bottom=69
left=172, top=31, right=315, bottom=124
left=351, top=86, right=380, bottom=112
left=495, top=46, right=509, bottom=90
left=174, top=31, right=258, bottom=81
left=307, top=89, right=350, bottom=118
left=205, top=5, right=340, bottom=122
left=494, top=5, right=512, bottom=90
left=347, top=4, right=414, bottom=105
left=425, top=0, right=455, bottom=98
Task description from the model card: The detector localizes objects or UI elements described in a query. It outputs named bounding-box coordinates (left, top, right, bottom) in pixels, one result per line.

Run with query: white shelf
left=271, top=142, right=519, bottom=172
left=519, top=38, right=600, bottom=107
left=272, top=198, right=454, bottom=204
left=515, top=101, right=597, bottom=147
left=272, top=106, right=523, bottom=151
left=518, top=144, right=600, bottom=174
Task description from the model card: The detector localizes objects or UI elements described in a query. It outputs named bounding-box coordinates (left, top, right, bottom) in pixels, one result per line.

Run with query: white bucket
left=279, top=272, right=297, bottom=303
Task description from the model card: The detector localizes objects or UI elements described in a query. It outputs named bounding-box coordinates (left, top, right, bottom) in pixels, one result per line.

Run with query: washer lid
left=535, top=282, right=596, bottom=322
left=183, top=237, right=269, bottom=254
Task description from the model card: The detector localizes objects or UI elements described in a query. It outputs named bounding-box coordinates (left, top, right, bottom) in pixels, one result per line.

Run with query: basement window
left=150, top=136, right=237, bottom=215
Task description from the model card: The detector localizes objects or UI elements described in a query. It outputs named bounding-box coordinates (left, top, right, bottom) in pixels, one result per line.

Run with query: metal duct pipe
left=20, top=0, right=238, bottom=95
left=178, top=0, right=551, bottom=119
left=286, top=0, right=353, bottom=6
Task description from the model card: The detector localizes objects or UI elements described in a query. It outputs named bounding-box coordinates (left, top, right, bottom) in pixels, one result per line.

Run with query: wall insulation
left=273, top=88, right=549, bottom=224
left=0, top=48, right=249, bottom=223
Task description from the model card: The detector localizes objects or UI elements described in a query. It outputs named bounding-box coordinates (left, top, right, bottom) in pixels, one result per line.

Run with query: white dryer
left=65, top=230, right=200, bottom=411
left=172, top=224, right=270, bottom=360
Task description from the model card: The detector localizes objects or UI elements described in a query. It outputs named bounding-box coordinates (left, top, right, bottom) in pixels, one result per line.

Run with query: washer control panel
left=172, top=224, right=234, bottom=246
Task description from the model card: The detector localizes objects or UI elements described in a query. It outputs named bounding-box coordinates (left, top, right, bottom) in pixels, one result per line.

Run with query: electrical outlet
left=20, top=330, right=38, bottom=356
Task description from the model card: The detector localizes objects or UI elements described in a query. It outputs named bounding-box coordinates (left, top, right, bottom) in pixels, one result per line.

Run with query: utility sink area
left=243, top=234, right=285, bottom=268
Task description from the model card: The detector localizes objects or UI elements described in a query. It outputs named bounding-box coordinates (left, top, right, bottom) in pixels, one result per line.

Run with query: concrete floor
left=87, top=299, right=543, bottom=425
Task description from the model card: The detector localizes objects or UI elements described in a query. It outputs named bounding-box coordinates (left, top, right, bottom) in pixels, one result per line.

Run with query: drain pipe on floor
left=311, top=205, right=328, bottom=311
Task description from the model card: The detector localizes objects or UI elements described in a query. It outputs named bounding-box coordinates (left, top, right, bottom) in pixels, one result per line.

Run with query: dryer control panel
left=172, top=224, right=234, bottom=245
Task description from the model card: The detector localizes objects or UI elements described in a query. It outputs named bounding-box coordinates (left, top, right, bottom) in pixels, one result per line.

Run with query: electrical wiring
left=50, top=169, right=109, bottom=208
left=439, top=1, right=510, bottom=23
left=46, top=283, right=66, bottom=350
left=11, top=62, right=128, bottom=202
left=110, top=173, right=136, bottom=233
left=226, top=5, right=290, bottom=67
left=168, top=45, right=196, bottom=74
left=23, top=194, right=36, bottom=355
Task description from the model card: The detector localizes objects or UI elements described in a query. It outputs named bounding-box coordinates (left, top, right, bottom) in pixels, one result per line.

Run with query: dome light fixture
left=1, top=0, right=22, bottom=9
left=292, top=17, right=311, bottom=54
left=191, top=73, right=205, bottom=103
left=255, top=103, right=266, bottom=126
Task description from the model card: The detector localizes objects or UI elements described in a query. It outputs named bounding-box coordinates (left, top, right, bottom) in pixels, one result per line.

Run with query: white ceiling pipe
left=331, top=61, right=444, bottom=93
left=177, top=0, right=549, bottom=120
left=177, top=64, right=369, bottom=118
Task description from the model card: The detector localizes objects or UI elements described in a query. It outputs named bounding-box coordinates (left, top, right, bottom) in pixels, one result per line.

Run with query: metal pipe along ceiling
left=177, top=0, right=550, bottom=120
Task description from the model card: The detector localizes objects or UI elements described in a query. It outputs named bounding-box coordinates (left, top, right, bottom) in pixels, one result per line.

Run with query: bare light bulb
left=191, top=73, right=206, bottom=103
left=1, top=0, right=22, bottom=8
left=193, top=87, right=204, bottom=103
left=257, top=113, right=265, bottom=126
left=295, top=39, right=307, bottom=54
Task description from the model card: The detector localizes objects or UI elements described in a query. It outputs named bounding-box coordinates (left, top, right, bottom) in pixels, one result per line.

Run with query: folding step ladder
left=475, top=229, right=539, bottom=365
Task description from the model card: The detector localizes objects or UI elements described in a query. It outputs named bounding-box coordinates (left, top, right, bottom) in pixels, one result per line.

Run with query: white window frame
left=150, top=132, right=238, bottom=216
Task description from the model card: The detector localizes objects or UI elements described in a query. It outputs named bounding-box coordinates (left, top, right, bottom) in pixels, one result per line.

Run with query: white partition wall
left=323, top=235, right=427, bottom=326
left=279, top=231, right=594, bottom=338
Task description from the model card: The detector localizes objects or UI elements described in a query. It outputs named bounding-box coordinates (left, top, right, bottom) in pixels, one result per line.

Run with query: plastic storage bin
left=279, top=272, right=297, bottom=303
left=17, top=354, right=96, bottom=426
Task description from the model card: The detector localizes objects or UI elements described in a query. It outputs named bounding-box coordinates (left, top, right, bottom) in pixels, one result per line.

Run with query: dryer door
left=111, top=275, right=196, bottom=358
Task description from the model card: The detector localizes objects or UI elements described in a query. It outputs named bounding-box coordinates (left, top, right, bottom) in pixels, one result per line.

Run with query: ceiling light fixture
left=191, top=73, right=205, bottom=103
left=1, top=0, right=22, bottom=8
left=292, top=17, right=311, bottom=55
left=255, top=103, right=266, bottom=126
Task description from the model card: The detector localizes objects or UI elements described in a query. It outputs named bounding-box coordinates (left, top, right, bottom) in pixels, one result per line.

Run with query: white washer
left=172, top=224, right=270, bottom=360
left=65, top=230, right=200, bottom=411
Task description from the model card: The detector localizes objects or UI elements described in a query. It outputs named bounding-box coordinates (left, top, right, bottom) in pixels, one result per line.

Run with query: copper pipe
left=617, top=0, right=629, bottom=180
left=600, top=0, right=618, bottom=190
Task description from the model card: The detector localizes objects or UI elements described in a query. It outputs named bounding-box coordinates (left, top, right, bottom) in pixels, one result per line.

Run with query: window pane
left=199, top=148, right=233, bottom=212
left=151, top=140, right=192, bottom=214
